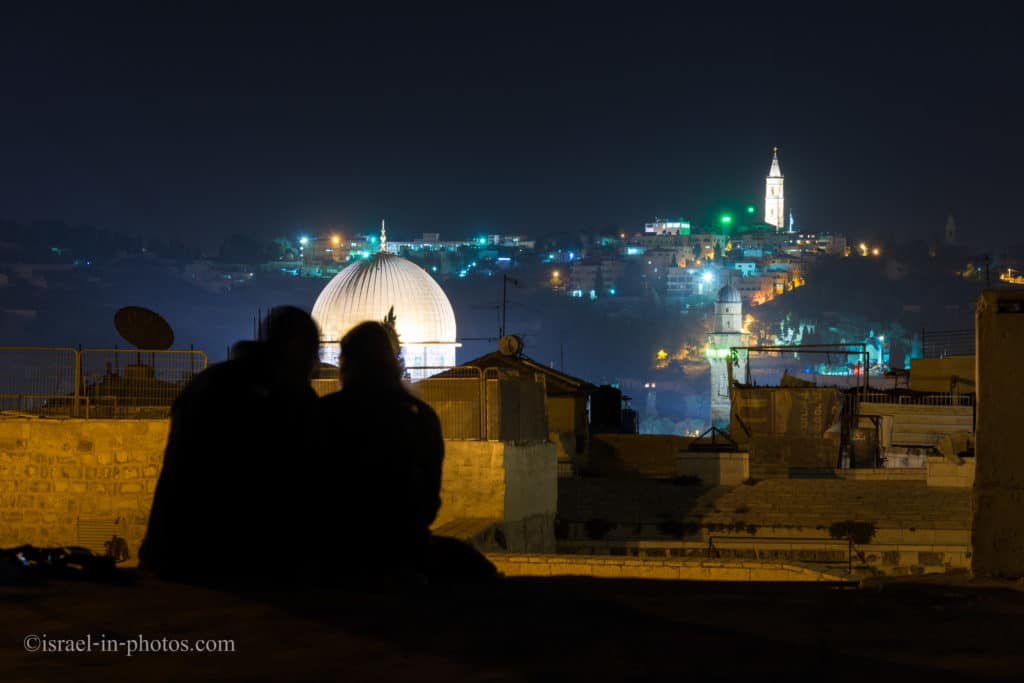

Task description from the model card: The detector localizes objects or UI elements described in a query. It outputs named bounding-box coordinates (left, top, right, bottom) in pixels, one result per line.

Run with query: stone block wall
left=437, top=440, right=557, bottom=552
left=927, top=455, right=975, bottom=488
left=677, top=452, right=749, bottom=486
left=587, top=434, right=691, bottom=478
left=2, top=417, right=559, bottom=560
left=0, top=418, right=169, bottom=561
left=910, top=355, right=975, bottom=393
left=437, top=441, right=507, bottom=522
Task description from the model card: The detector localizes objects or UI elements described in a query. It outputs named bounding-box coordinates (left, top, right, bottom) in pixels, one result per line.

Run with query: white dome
left=312, top=252, right=456, bottom=352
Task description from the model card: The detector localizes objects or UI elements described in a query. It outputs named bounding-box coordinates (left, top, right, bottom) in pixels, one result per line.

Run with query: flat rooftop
left=2, top=573, right=1022, bottom=680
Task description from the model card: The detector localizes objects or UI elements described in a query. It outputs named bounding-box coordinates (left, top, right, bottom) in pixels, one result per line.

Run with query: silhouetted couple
left=140, top=306, right=495, bottom=587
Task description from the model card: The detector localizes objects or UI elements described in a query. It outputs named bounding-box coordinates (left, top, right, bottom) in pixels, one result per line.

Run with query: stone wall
left=503, top=443, right=558, bottom=552
left=0, top=418, right=168, bottom=561
left=488, top=553, right=844, bottom=582
left=927, top=455, right=975, bottom=488
left=910, top=355, right=975, bottom=393
left=677, top=452, right=749, bottom=486
left=1, top=417, right=558, bottom=560
left=586, top=434, right=691, bottom=478
left=436, top=440, right=557, bottom=552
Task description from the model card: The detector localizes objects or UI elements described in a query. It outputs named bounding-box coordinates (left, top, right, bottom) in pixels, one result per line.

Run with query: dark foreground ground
left=2, top=573, right=1023, bottom=681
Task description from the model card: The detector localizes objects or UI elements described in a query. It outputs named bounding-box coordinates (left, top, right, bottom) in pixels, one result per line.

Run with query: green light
left=719, top=214, right=733, bottom=226
left=746, top=205, right=756, bottom=214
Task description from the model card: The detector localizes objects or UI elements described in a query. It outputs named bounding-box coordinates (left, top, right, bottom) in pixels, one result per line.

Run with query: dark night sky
left=1, top=5, right=1021, bottom=249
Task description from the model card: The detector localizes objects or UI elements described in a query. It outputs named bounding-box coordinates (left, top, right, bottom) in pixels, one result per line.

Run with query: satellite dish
left=498, top=335, right=524, bottom=357
left=114, top=306, right=174, bottom=350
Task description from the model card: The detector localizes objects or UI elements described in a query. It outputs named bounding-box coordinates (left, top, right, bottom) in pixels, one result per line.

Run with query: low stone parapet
left=436, top=441, right=558, bottom=553
left=927, top=455, right=975, bottom=488
left=677, top=451, right=749, bottom=486
left=487, top=553, right=848, bottom=582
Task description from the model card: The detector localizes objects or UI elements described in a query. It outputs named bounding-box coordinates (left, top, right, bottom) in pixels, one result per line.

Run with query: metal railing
left=921, top=329, right=974, bottom=358
left=858, top=391, right=974, bottom=407
left=0, top=346, right=208, bottom=418
left=415, top=366, right=487, bottom=439
left=0, top=347, right=78, bottom=415
left=415, top=365, right=549, bottom=441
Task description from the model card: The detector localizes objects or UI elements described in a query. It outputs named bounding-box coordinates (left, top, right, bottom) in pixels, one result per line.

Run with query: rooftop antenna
left=113, top=306, right=174, bottom=369
left=114, top=306, right=174, bottom=351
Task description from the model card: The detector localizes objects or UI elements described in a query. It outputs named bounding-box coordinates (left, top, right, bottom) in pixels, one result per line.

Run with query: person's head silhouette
left=259, top=306, right=321, bottom=381
left=340, top=321, right=403, bottom=389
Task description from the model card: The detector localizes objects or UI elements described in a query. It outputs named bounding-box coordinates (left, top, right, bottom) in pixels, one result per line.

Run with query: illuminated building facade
left=644, top=218, right=692, bottom=235
left=707, top=284, right=749, bottom=429
left=764, top=147, right=784, bottom=231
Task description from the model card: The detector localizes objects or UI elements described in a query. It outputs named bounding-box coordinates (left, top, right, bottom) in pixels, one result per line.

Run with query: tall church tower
left=707, top=284, right=749, bottom=430
left=764, top=147, right=784, bottom=231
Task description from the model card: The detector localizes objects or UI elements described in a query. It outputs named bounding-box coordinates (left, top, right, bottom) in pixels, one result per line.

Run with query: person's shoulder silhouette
left=141, top=306, right=321, bottom=587
left=318, top=322, right=443, bottom=573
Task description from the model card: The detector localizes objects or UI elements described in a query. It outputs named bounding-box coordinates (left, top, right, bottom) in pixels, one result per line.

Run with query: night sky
left=2, top=5, right=1021, bottom=248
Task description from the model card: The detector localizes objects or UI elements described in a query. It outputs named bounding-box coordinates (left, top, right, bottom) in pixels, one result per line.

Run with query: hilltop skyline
left=1, top=6, right=1021, bottom=249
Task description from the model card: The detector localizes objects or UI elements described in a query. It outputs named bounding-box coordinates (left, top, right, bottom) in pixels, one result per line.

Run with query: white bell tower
left=764, top=147, right=784, bottom=231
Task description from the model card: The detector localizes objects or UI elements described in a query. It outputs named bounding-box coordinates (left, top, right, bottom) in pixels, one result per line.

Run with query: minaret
left=707, top=284, right=749, bottom=431
left=380, top=219, right=387, bottom=253
left=764, top=147, right=784, bottom=231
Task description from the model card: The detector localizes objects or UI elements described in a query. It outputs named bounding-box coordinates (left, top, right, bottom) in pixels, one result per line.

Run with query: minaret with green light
left=764, top=146, right=784, bottom=231
left=706, top=283, right=749, bottom=430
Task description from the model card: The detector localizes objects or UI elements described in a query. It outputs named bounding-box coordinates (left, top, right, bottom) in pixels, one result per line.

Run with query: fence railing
left=415, top=366, right=549, bottom=441
left=415, top=366, right=487, bottom=439
left=0, top=347, right=208, bottom=418
left=921, top=329, right=974, bottom=358
left=858, top=391, right=975, bottom=407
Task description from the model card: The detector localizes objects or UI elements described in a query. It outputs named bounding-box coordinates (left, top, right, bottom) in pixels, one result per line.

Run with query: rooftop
left=3, top=574, right=1022, bottom=680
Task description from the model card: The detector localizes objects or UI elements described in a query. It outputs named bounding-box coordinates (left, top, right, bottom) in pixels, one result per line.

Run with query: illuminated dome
left=311, top=252, right=458, bottom=379
left=717, top=284, right=742, bottom=304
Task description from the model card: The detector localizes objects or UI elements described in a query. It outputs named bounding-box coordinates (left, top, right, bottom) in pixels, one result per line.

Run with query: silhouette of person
left=319, top=321, right=496, bottom=583
left=140, top=306, right=321, bottom=587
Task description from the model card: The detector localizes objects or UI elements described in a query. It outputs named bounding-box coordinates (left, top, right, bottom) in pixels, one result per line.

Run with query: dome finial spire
left=380, top=219, right=387, bottom=253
